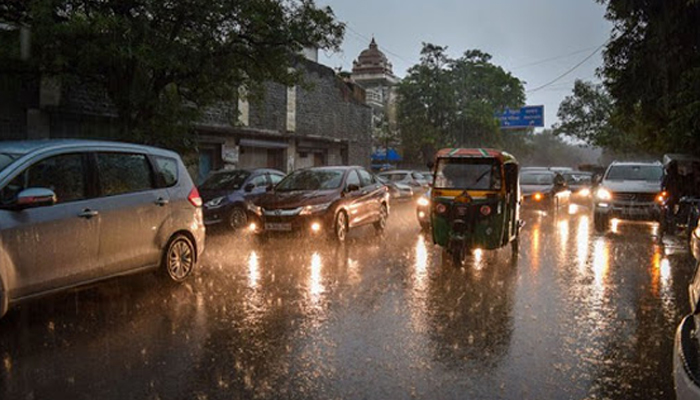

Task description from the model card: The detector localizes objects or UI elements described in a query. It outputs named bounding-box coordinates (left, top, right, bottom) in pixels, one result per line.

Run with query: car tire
left=0, top=278, right=7, bottom=319
left=333, top=211, right=348, bottom=243
left=228, top=206, right=248, bottom=232
left=162, top=234, right=196, bottom=282
left=594, top=212, right=609, bottom=233
left=373, top=203, right=388, bottom=234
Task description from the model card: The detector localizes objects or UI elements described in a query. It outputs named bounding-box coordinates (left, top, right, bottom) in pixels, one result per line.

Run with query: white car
left=593, top=161, right=664, bottom=232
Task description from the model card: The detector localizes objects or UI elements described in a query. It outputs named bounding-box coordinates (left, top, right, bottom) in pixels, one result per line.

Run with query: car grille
left=612, top=192, right=656, bottom=203
left=262, top=207, right=302, bottom=216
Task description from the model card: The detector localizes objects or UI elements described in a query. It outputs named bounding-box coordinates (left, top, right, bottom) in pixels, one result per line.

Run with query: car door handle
left=78, top=209, right=99, bottom=219
left=155, top=197, right=169, bottom=206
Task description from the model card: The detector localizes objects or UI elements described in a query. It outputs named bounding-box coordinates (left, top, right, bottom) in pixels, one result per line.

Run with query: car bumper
left=595, top=201, right=660, bottom=220
left=674, top=315, right=700, bottom=400
left=259, top=212, right=335, bottom=237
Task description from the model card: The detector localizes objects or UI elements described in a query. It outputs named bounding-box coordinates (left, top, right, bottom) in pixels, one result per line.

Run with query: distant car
left=416, top=188, right=431, bottom=231
left=377, top=175, right=413, bottom=203
left=549, top=166, right=574, bottom=174
left=254, top=166, right=390, bottom=242
left=0, top=140, right=205, bottom=319
left=593, top=161, right=664, bottom=232
left=563, top=171, right=594, bottom=204
left=520, top=170, right=570, bottom=211
left=201, top=168, right=285, bottom=232
left=377, top=170, right=429, bottom=196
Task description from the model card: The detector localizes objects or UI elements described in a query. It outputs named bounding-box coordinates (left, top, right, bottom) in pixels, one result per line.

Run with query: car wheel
left=374, top=203, right=388, bottom=234
left=229, top=206, right=248, bottom=231
left=162, top=234, right=196, bottom=282
left=594, top=212, right=609, bottom=233
left=333, top=211, right=348, bottom=242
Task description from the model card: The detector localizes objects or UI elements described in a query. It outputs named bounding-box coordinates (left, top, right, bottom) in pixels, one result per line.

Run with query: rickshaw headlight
left=417, top=197, right=430, bottom=207
left=435, top=203, right=447, bottom=214
left=480, top=205, right=492, bottom=216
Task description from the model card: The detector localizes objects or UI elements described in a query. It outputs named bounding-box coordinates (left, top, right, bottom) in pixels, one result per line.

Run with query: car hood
left=521, top=184, right=553, bottom=195
left=602, top=180, right=662, bottom=193
left=255, top=189, right=338, bottom=209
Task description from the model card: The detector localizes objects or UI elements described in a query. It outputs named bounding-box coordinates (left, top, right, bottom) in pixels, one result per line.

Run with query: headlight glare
left=417, top=197, right=430, bottom=207
left=596, top=188, right=612, bottom=201
left=300, top=202, right=332, bottom=215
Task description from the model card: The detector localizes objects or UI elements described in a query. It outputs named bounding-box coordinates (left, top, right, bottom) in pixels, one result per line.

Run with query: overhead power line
left=526, top=42, right=606, bottom=93
left=511, top=46, right=601, bottom=70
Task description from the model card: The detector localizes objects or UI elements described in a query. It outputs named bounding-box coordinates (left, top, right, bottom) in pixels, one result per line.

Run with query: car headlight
left=417, top=197, right=430, bottom=207
left=300, top=202, right=332, bottom=215
left=578, top=188, right=591, bottom=197
left=204, top=196, right=226, bottom=208
left=534, top=192, right=543, bottom=201
left=246, top=202, right=262, bottom=215
left=596, top=188, right=612, bottom=201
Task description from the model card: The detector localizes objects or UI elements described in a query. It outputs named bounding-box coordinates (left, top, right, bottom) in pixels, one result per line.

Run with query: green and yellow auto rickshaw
left=429, top=148, right=521, bottom=266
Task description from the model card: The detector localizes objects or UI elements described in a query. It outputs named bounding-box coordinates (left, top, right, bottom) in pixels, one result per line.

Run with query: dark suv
left=0, top=140, right=205, bottom=318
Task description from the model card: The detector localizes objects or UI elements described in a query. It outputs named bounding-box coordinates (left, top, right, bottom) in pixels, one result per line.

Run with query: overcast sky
left=316, top=0, right=612, bottom=130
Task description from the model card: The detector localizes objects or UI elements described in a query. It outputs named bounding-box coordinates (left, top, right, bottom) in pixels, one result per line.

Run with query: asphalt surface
left=0, top=203, right=695, bottom=399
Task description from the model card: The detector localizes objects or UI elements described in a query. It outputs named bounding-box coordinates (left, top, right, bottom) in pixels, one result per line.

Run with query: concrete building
left=0, top=25, right=372, bottom=182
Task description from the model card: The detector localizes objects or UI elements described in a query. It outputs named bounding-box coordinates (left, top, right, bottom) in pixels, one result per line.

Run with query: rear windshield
left=520, top=173, right=554, bottom=185
left=379, top=173, right=409, bottom=182
left=201, top=170, right=251, bottom=190
left=276, top=169, right=344, bottom=191
left=605, top=165, right=663, bottom=181
left=434, top=159, right=501, bottom=190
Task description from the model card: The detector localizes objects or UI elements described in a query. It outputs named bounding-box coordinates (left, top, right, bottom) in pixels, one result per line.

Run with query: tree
left=597, top=0, right=700, bottom=154
left=0, top=0, right=344, bottom=150
left=553, top=79, right=637, bottom=150
left=396, top=43, right=524, bottom=164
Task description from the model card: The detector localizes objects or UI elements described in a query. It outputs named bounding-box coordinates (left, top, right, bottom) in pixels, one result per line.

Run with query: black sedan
left=200, top=168, right=285, bottom=232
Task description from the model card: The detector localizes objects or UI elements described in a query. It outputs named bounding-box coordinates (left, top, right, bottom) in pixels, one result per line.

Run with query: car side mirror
left=244, top=183, right=255, bottom=193
left=346, top=184, right=360, bottom=193
left=15, top=188, right=57, bottom=210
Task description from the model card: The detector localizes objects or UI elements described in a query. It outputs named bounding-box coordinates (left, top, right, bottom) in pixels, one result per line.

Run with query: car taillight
left=480, top=205, right=492, bottom=216
left=188, top=187, right=203, bottom=207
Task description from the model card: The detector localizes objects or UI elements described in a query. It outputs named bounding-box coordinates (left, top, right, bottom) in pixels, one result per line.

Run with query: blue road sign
left=497, top=105, right=544, bottom=129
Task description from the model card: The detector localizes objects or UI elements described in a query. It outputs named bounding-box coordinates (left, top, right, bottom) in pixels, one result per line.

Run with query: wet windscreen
left=434, top=159, right=501, bottom=190
left=0, top=153, right=19, bottom=173
left=200, top=170, right=251, bottom=190
left=564, top=173, right=592, bottom=185
left=520, top=173, right=554, bottom=185
left=276, top=169, right=344, bottom=191
left=605, top=165, right=663, bottom=181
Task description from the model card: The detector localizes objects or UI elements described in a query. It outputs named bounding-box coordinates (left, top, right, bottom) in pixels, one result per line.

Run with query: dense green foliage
left=396, top=44, right=525, bottom=164
left=0, top=0, right=344, bottom=150
left=594, top=0, right=700, bottom=154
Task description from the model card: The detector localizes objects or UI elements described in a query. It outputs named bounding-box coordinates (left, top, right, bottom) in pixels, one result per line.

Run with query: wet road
left=0, top=204, right=696, bottom=399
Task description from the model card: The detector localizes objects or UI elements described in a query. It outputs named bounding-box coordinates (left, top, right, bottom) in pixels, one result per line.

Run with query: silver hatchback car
left=0, top=140, right=205, bottom=318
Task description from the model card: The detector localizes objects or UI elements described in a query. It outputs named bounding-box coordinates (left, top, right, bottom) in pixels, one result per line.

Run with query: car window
left=0, top=153, right=86, bottom=206
left=201, top=170, right=251, bottom=191
left=249, top=174, right=268, bottom=187
left=380, top=173, right=407, bottom=182
left=269, top=173, right=284, bottom=185
left=346, top=170, right=361, bottom=188
left=358, top=169, right=374, bottom=187
left=412, top=172, right=424, bottom=180
left=153, top=156, right=178, bottom=187
left=605, top=165, right=663, bottom=181
left=520, top=173, right=554, bottom=185
left=97, top=153, right=154, bottom=196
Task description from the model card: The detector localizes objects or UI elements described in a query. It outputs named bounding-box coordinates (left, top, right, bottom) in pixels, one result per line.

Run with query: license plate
left=265, top=222, right=292, bottom=231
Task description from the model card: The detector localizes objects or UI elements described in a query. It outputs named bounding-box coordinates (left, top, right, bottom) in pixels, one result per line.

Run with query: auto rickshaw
left=429, top=148, right=521, bottom=266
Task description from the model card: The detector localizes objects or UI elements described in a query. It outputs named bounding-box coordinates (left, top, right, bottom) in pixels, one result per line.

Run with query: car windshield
left=521, top=173, right=554, bottom=185
left=434, top=159, right=501, bottom=190
left=276, top=169, right=344, bottom=191
left=0, top=153, right=19, bottom=172
left=200, top=170, right=251, bottom=191
left=379, top=173, right=408, bottom=182
left=606, top=165, right=663, bottom=181
left=564, top=173, right=592, bottom=184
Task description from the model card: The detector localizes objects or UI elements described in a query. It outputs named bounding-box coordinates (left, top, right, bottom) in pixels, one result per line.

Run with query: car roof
left=378, top=170, right=412, bottom=174
left=609, top=160, right=662, bottom=166
left=211, top=168, right=284, bottom=175
left=521, top=170, right=556, bottom=176
left=0, top=139, right=177, bottom=157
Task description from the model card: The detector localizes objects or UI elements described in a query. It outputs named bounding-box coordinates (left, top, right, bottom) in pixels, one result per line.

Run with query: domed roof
left=352, top=38, right=394, bottom=76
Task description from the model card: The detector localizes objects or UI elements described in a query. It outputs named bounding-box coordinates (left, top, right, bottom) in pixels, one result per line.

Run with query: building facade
left=0, top=25, right=372, bottom=182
